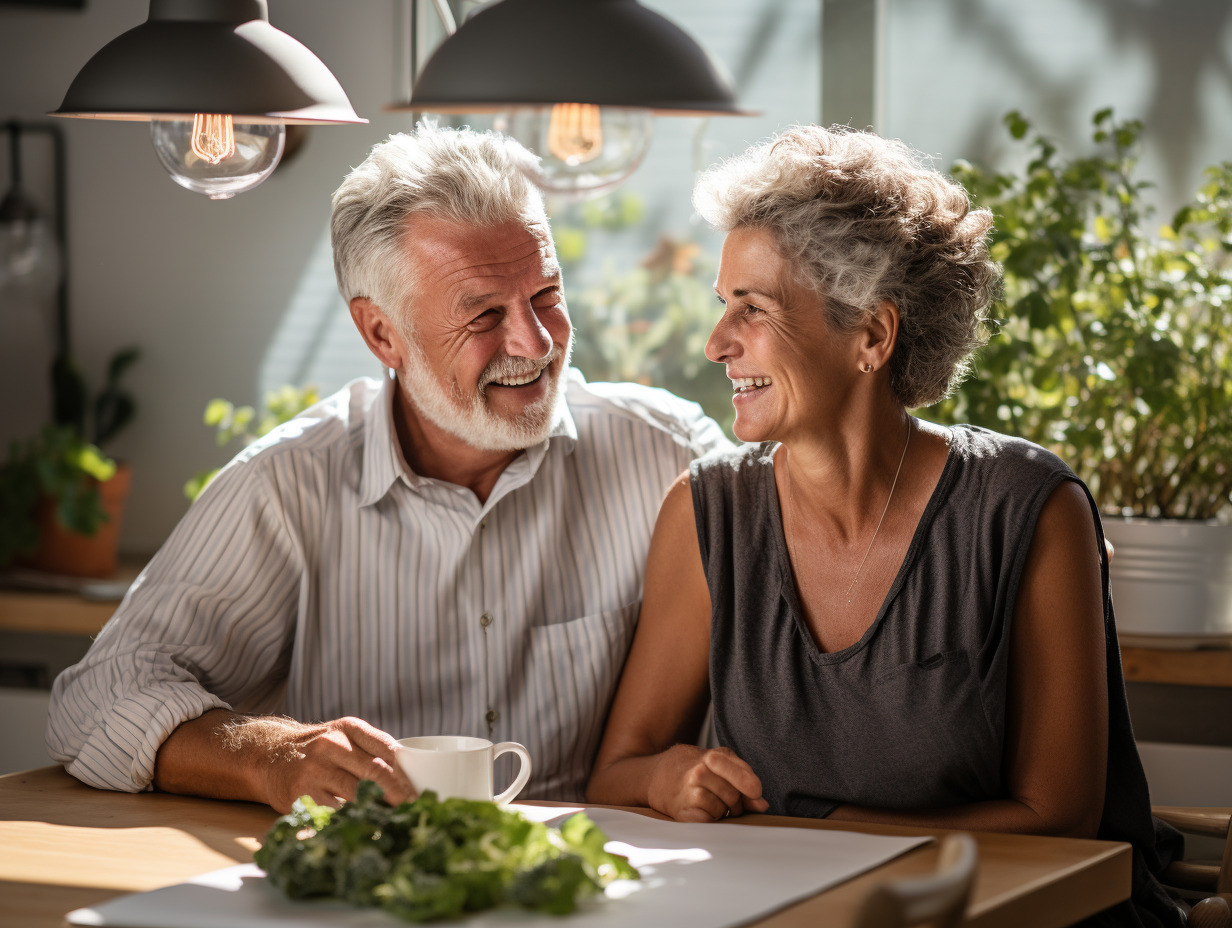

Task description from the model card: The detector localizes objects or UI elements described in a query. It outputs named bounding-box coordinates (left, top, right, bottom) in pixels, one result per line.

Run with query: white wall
left=0, top=0, right=405, bottom=555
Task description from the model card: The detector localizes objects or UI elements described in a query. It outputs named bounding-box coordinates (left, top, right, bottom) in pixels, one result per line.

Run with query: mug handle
left=492, top=742, right=532, bottom=804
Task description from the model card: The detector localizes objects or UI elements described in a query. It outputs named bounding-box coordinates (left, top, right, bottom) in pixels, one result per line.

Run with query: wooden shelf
left=0, top=560, right=142, bottom=638
left=1121, top=646, right=1232, bottom=689
left=0, top=591, right=119, bottom=637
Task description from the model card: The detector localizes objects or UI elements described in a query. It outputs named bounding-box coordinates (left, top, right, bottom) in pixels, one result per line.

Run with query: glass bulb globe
left=150, top=117, right=286, bottom=200
left=496, top=106, right=654, bottom=199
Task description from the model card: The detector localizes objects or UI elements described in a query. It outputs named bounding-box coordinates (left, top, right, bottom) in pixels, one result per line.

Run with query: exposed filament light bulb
left=150, top=117, right=285, bottom=200
left=547, top=103, right=602, bottom=165
left=496, top=106, right=653, bottom=198
left=190, top=113, right=236, bottom=165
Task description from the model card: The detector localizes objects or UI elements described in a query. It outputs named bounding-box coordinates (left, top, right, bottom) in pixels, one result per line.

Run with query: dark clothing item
left=690, top=427, right=1183, bottom=928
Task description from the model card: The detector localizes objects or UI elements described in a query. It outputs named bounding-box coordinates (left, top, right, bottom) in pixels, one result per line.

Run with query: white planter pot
left=1102, top=517, right=1232, bottom=647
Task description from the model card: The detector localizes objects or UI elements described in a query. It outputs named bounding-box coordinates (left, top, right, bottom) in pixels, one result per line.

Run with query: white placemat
left=67, top=806, right=930, bottom=928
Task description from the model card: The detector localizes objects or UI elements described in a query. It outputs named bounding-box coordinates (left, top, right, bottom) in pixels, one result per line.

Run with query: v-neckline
left=764, top=427, right=965, bottom=664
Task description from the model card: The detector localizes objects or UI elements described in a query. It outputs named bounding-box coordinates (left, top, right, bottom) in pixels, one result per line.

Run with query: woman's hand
left=647, top=744, right=770, bottom=822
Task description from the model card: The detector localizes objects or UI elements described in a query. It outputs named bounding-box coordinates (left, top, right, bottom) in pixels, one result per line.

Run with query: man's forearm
left=152, top=709, right=278, bottom=804
left=153, top=710, right=414, bottom=813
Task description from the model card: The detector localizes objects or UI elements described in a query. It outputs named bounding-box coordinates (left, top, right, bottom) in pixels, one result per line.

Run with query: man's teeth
left=492, top=370, right=542, bottom=386
left=731, top=377, right=772, bottom=393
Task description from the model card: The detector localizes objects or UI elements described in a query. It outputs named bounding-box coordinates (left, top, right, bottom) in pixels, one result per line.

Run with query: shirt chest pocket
left=853, top=649, right=1002, bottom=807
left=521, top=602, right=640, bottom=799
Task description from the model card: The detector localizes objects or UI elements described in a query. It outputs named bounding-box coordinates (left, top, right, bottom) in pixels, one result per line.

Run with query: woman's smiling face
left=706, top=226, right=862, bottom=444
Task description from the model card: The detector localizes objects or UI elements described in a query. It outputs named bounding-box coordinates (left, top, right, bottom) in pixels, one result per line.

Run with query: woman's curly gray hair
left=693, top=125, right=1000, bottom=408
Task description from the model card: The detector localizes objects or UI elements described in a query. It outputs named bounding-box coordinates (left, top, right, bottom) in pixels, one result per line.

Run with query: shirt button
left=485, top=709, right=498, bottom=724
left=480, top=520, right=487, bottom=531
left=480, top=612, right=493, bottom=628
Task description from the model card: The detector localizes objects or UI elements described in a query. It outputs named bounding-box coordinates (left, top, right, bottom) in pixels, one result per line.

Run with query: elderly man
left=47, top=125, right=728, bottom=812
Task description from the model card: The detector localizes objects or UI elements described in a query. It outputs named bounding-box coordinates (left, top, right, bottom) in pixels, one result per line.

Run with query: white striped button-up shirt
left=47, top=371, right=729, bottom=800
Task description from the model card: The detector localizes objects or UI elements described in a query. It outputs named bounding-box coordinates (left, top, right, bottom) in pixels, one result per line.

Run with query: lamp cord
left=5, top=120, right=22, bottom=193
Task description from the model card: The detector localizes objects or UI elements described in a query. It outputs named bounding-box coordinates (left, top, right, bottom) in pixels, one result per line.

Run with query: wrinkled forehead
left=404, top=215, right=557, bottom=273
left=516, top=219, right=558, bottom=267
left=401, top=215, right=561, bottom=319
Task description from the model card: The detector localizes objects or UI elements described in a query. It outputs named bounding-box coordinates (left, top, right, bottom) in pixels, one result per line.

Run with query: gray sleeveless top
left=691, top=426, right=1182, bottom=928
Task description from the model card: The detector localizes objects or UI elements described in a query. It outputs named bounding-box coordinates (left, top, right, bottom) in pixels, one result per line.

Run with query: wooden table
left=0, top=766, right=1129, bottom=928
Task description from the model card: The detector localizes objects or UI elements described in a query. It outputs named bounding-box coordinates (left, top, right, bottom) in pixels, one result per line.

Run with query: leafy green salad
left=254, top=780, right=639, bottom=922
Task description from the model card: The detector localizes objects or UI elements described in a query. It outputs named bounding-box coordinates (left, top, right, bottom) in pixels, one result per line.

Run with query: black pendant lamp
left=393, top=0, right=754, bottom=198
left=52, top=0, right=366, bottom=199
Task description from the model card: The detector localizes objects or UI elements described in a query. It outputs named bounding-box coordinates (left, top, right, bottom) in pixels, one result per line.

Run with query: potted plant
left=0, top=348, right=139, bottom=578
left=934, top=109, right=1232, bottom=643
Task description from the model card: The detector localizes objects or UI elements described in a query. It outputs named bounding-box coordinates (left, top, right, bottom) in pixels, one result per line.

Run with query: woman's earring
left=863, top=363, right=874, bottom=373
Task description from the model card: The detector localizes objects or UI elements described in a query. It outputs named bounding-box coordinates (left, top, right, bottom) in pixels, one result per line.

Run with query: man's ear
left=856, top=299, right=900, bottom=374
left=350, top=297, right=407, bottom=370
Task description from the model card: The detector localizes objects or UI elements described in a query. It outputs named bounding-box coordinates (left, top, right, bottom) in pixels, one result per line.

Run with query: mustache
left=478, top=344, right=564, bottom=391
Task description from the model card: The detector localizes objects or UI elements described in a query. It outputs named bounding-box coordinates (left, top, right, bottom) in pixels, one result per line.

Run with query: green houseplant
left=935, top=109, right=1232, bottom=639
left=0, top=348, right=140, bottom=575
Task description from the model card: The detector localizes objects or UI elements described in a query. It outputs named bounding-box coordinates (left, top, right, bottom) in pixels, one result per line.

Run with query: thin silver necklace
left=783, top=419, right=912, bottom=603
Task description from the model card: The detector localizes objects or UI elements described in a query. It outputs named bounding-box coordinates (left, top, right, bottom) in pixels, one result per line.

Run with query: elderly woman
left=586, top=126, right=1182, bottom=927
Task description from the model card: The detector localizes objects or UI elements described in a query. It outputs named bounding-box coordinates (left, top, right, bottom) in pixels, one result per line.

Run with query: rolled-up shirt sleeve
left=46, top=453, right=306, bottom=793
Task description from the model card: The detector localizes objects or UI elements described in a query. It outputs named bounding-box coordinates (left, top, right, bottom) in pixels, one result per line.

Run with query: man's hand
left=235, top=715, right=416, bottom=812
left=153, top=710, right=415, bottom=813
left=647, top=744, right=769, bottom=822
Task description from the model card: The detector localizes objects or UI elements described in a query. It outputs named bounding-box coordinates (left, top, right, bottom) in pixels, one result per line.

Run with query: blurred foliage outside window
left=184, top=385, right=321, bottom=501
left=555, top=194, right=735, bottom=437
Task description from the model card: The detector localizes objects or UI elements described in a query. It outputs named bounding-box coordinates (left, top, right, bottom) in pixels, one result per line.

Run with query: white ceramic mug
left=395, top=735, right=532, bottom=804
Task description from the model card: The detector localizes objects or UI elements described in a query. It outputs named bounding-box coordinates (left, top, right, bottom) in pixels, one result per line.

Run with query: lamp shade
left=398, top=0, right=752, bottom=116
left=51, top=0, right=365, bottom=124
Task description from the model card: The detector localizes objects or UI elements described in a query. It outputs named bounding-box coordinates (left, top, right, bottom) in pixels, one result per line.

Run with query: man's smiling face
left=394, top=214, right=573, bottom=452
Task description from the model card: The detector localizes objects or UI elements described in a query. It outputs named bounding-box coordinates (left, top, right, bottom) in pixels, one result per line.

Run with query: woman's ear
left=350, top=297, right=408, bottom=370
left=857, top=299, right=900, bottom=374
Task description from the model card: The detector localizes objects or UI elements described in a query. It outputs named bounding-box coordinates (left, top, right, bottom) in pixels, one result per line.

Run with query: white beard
left=398, top=338, right=572, bottom=452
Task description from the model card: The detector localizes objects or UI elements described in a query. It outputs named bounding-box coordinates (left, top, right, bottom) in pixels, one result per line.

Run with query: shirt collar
left=358, top=374, right=404, bottom=507
left=545, top=374, right=578, bottom=450
left=358, top=372, right=578, bottom=508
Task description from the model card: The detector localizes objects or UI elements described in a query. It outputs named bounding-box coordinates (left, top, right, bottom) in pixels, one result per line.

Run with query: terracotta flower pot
left=23, top=463, right=133, bottom=579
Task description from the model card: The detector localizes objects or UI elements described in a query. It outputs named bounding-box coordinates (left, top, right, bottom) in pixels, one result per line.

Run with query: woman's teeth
left=492, top=370, right=543, bottom=387
left=731, top=377, right=771, bottom=393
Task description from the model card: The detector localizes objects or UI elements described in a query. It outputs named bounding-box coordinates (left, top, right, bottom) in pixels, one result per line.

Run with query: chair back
left=1152, top=805, right=1232, bottom=927
left=854, top=833, right=977, bottom=928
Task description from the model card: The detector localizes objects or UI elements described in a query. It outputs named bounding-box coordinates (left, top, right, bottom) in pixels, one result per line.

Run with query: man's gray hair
left=693, top=125, right=1000, bottom=408
left=331, top=124, right=548, bottom=320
